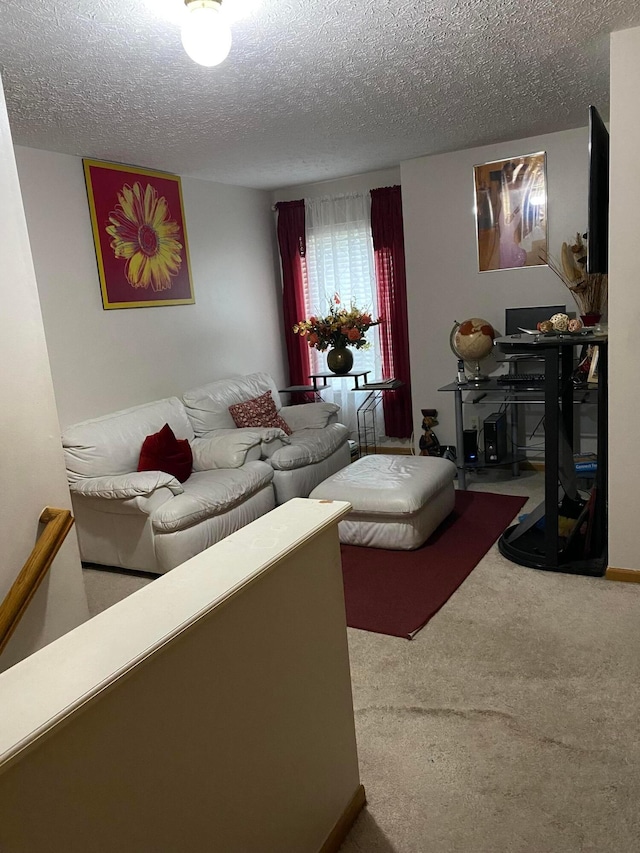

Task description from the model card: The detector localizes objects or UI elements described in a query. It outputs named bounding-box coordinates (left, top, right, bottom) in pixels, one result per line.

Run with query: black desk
left=494, top=332, right=608, bottom=576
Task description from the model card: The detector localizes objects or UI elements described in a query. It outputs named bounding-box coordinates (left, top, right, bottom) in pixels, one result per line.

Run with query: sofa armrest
left=191, top=429, right=288, bottom=470
left=69, top=471, right=184, bottom=499
left=279, top=403, right=340, bottom=431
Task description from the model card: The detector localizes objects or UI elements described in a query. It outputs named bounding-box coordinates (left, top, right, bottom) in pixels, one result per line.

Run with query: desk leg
left=510, top=396, right=520, bottom=478
left=544, top=347, right=560, bottom=568
left=454, top=387, right=466, bottom=490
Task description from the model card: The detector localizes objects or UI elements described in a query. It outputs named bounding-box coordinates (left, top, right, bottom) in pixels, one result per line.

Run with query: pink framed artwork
left=83, top=159, right=195, bottom=309
left=473, top=152, right=548, bottom=273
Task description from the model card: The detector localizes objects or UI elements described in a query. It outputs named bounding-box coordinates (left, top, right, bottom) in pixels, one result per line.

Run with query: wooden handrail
left=0, top=507, right=75, bottom=656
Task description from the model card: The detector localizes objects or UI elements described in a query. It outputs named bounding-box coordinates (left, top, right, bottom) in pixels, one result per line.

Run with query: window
left=303, top=194, right=382, bottom=436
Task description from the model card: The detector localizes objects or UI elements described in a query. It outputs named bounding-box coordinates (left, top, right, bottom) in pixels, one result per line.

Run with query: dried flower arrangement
left=540, top=233, right=607, bottom=318
left=293, top=293, right=381, bottom=351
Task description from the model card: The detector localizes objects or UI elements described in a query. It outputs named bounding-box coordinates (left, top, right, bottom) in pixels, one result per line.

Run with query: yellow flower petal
left=126, top=251, right=147, bottom=287
left=105, top=181, right=183, bottom=291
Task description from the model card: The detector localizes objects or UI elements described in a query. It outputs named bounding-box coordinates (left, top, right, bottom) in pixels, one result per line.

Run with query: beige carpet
left=83, top=564, right=155, bottom=617
left=82, top=470, right=640, bottom=852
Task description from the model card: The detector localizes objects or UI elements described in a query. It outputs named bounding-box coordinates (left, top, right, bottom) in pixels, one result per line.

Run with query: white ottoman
left=309, top=454, right=456, bottom=550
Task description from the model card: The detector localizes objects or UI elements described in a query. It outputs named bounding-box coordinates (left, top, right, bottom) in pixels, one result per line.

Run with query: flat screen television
left=587, top=105, right=610, bottom=275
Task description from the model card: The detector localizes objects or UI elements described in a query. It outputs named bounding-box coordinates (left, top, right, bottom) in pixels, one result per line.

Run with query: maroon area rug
left=340, top=490, right=527, bottom=640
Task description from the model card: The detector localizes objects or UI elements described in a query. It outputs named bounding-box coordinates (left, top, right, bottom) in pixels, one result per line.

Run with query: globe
left=450, top=318, right=496, bottom=382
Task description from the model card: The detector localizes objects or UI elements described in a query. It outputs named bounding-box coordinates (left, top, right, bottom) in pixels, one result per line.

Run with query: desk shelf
left=461, top=451, right=527, bottom=470
left=438, top=380, right=535, bottom=486
left=438, top=382, right=599, bottom=487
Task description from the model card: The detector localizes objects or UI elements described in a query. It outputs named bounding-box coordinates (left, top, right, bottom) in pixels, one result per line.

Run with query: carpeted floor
left=340, top=470, right=640, bottom=852
left=341, top=490, right=527, bottom=638
left=82, top=469, right=640, bottom=852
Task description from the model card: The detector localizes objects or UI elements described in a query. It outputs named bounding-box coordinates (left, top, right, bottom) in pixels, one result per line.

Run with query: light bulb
left=181, top=0, right=232, bottom=67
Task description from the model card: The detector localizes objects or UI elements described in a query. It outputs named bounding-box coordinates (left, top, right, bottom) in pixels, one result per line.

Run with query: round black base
left=498, top=524, right=605, bottom=577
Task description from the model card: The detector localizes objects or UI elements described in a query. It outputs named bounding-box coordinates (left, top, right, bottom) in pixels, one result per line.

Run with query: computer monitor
left=505, top=305, right=567, bottom=335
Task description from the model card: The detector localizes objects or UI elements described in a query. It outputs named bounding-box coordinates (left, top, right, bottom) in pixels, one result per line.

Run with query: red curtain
left=275, top=200, right=310, bottom=387
left=370, top=186, right=413, bottom=439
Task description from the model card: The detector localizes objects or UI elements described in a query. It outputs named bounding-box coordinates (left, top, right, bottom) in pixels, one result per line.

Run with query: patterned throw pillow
left=137, top=423, right=193, bottom=483
left=228, top=391, right=293, bottom=436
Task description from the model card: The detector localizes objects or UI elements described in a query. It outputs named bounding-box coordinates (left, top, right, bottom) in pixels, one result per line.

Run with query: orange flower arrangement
left=293, top=294, right=381, bottom=351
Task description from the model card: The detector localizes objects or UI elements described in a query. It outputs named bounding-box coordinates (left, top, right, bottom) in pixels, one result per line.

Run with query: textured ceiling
left=0, top=0, right=639, bottom=190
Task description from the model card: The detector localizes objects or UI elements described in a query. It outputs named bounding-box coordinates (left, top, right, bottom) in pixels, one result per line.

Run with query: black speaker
left=484, top=412, right=507, bottom=463
left=463, top=429, right=478, bottom=463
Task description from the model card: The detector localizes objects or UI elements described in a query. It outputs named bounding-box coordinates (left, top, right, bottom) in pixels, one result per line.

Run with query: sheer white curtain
left=303, top=194, right=382, bottom=439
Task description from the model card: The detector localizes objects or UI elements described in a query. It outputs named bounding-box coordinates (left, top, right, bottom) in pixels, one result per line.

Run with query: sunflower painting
left=83, top=159, right=194, bottom=308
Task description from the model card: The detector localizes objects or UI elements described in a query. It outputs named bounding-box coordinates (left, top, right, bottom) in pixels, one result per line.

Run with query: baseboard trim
left=318, top=784, right=366, bottom=853
left=605, top=567, right=640, bottom=583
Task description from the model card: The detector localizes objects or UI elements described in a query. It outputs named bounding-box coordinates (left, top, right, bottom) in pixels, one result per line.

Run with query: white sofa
left=182, top=372, right=351, bottom=505
left=62, top=373, right=351, bottom=574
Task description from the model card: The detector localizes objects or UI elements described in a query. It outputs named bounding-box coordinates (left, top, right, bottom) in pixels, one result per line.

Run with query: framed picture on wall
left=83, top=159, right=195, bottom=309
left=473, top=151, right=548, bottom=273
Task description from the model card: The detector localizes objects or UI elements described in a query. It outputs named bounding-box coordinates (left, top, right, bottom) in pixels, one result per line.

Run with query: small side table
left=278, top=385, right=321, bottom=403
left=308, top=370, right=370, bottom=391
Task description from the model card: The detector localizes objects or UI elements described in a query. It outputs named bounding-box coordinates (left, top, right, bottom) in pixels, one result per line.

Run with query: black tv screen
left=587, top=105, right=609, bottom=275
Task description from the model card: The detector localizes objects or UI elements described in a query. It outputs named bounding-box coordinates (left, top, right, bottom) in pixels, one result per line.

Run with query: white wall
left=608, top=26, right=640, bottom=572
left=0, top=80, right=89, bottom=671
left=401, top=128, right=593, bottom=447
left=0, top=499, right=361, bottom=853
left=15, top=147, right=286, bottom=428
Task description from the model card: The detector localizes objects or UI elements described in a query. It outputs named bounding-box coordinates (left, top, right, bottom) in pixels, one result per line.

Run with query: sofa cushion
left=137, top=423, right=193, bottom=483
left=62, top=397, right=194, bottom=483
left=267, top=423, right=349, bottom=471
left=191, top=428, right=288, bottom=470
left=182, top=373, right=283, bottom=436
left=69, top=471, right=184, bottom=499
left=278, top=402, right=340, bottom=431
left=228, top=391, right=293, bottom=436
left=150, top=462, right=274, bottom=532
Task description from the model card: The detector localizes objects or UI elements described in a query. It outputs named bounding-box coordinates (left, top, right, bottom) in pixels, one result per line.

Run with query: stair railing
left=0, top=507, right=75, bottom=656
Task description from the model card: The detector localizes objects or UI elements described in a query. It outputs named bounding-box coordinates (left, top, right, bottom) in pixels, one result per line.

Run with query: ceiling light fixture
left=181, top=0, right=232, bottom=67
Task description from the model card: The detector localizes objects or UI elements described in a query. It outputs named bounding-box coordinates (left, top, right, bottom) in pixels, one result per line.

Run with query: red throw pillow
left=228, top=390, right=293, bottom=436
left=137, top=423, right=193, bottom=483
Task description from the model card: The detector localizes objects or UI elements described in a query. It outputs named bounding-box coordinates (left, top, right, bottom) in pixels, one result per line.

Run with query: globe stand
left=466, top=361, right=490, bottom=384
